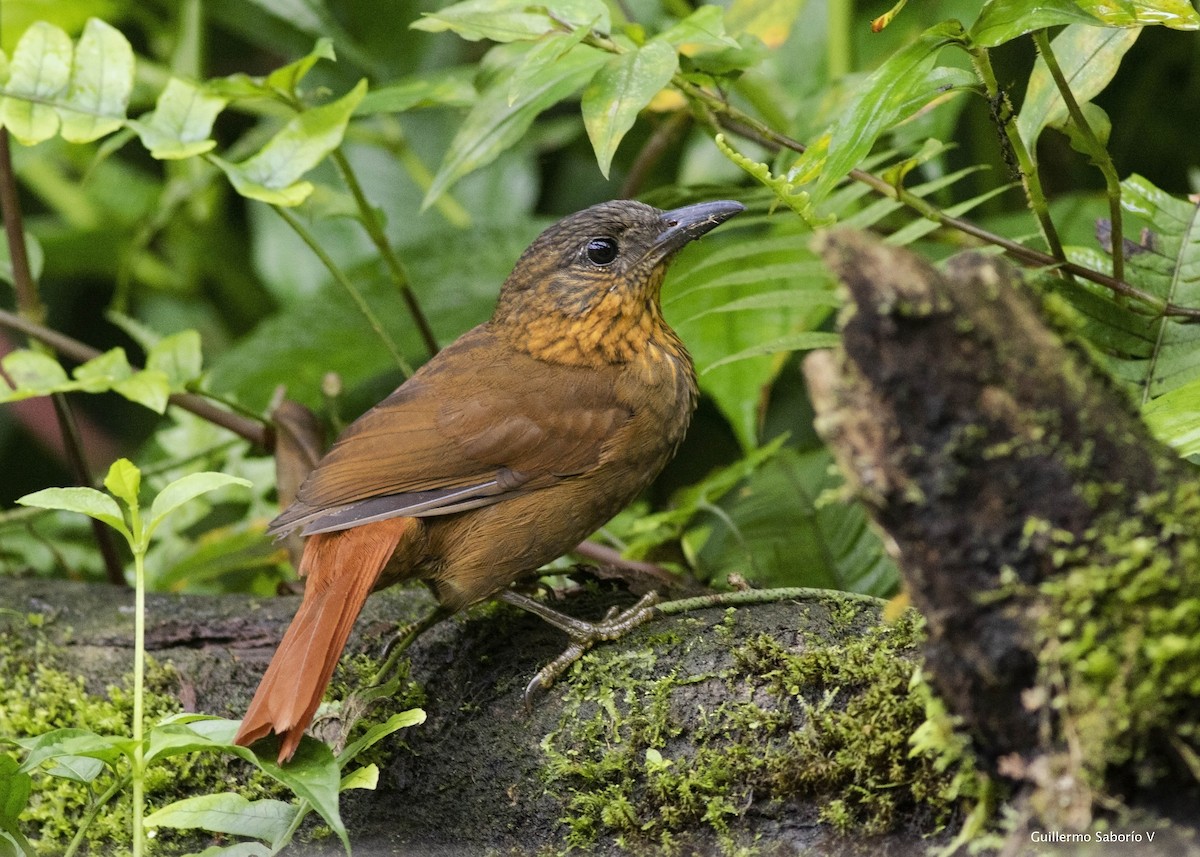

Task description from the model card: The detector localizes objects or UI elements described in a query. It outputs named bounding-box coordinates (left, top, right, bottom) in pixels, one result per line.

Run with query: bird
left=234, top=198, right=745, bottom=762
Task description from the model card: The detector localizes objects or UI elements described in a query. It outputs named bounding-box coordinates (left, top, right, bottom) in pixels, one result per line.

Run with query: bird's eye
left=585, top=237, right=619, bottom=266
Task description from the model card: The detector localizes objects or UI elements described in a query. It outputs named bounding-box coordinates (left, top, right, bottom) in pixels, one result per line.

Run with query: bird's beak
left=653, top=200, right=745, bottom=259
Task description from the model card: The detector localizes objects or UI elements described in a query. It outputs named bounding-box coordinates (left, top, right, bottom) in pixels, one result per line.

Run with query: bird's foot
left=498, top=589, right=661, bottom=710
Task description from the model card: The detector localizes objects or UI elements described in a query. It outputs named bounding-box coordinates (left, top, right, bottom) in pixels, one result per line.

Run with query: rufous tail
left=234, top=517, right=412, bottom=763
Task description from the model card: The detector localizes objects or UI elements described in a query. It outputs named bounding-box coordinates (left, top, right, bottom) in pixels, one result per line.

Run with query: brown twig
left=0, top=130, right=126, bottom=584
left=619, top=112, right=690, bottom=199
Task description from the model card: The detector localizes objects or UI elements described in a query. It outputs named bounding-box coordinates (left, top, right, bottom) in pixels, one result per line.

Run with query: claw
left=500, top=590, right=662, bottom=710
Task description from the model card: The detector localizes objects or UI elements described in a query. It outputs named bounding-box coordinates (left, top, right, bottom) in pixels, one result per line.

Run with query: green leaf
left=508, top=28, right=592, bottom=106
left=265, top=37, right=336, bottom=95
left=802, top=21, right=967, bottom=203
left=72, top=347, right=133, bottom=392
left=356, top=66, right=477, bottom=114
left=411, top=0, right=608, bottom=42
left=667, top=210, right=837, bottom=449
left=187, top=844, right=272, bottom=857
left=112, top=369, right=172, bottom=413
left=15, top=487, right=128, bottom=536
left=702, top=331, right=841, bottom=373
left=1075, top=0, right=1199, bottom=28
left=714, top=135, right=833, bottom=228
left=1059, top=175, right=1200, bottom=425
left=340, top=764, right=379, bottom=791
left=58, top=18, right=134, bottom=143
left=424, top=44, right=606, bottom=208
left=659, top=6, right=741, bottom=51
left=131, top=77, right=228, bottom=160
left=0, top=350, right=72, bottom=400
left=13, top=728, right=131, bottom=773
left=724, top=0, right=807, bottom=48
left=684, top=447, right=899, bottom=594
left=145, top=793, right=294, bottom=843
left=581, top=39, right=678, bottom=178
left=971, top=0, right=1102, bottom=47
left=619, top=436, right=789, bottom=558
left=1143, top=376, right=1200, bottom=456
left=0, top=756, right=31, bottom=826
left=0, top=22, right=72, bottom=145
left=146, top=330, right=203, bottom=391
left=213, top=79, right=366, bottom=206
left=677, top=288, right=840, bottom=325
left=336, top=709, right=426, bottom=766
left=143, top=719, right=349, bottom=851
left=103, top=458, right=141, bottom=508
left=1017, top=25, right=1139, bottom=157
left=146, top=472, right=252, bottom=540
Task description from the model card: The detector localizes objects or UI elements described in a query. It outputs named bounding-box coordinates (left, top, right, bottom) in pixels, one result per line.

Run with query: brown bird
left=235, top=198, right=744, bottom=762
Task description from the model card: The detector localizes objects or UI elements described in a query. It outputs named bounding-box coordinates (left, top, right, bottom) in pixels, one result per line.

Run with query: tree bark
left=803, top=231, right=1199, bottom=836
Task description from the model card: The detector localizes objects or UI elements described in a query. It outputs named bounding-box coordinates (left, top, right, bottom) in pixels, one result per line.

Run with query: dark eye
left=585, top=237, right=619, bottom=266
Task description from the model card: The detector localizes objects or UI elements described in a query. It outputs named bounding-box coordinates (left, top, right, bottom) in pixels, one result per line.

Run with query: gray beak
left=653, top=200, right=745, bottom=257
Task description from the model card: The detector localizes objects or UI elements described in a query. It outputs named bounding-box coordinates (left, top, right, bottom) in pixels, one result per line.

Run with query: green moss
left=0, top=616, right=276, bottom=855
left=1032, top=479, right=1200, bottom=819
left=541, top=603, right=986, bottom=854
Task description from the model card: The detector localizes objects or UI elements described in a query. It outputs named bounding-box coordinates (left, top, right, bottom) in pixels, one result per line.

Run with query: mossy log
left=3, top=577, right=955, bottom=855
left=803, top=232, right=1200, bottom=834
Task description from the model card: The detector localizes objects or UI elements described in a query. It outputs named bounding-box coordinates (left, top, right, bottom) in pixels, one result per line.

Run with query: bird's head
left=493, top=199, right=744, bottom=364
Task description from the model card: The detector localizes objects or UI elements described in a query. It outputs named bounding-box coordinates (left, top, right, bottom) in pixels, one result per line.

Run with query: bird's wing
left=269, top=325, right=630, bottom=536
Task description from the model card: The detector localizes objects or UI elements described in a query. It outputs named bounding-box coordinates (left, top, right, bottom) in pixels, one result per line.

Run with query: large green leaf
left=666, top=206, right=836, bottom=450
left=411, top=0, right=608, bottom=42
left=788, top=21, right=968, bottom=206
left=1076, top=0, right=1199, bottom=28
left=423, top=44, right=607, bottom=208
left=1058, top=176, right=1200, bottom=451
left=581, top=40, right=678, bottom=178
left=1017, top=25, right=1140, bottom=158
left=684, top=448, right=898, bottom=595
left=144, top=793, right=295, bottom=843
left=971, top=0, right=1102, bottom=47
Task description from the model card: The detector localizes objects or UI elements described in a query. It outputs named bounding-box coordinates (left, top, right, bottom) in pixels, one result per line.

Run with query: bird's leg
left=371, top=603, right=452, bottom=686
left=498, top=589, right=661, bottom=708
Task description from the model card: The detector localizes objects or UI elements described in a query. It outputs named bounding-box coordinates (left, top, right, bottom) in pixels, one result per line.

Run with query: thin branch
left=619, top=111, right=690, bottom=199
left=967, top=43, right=1071, bottom=276
left=0, top=130, right=126, bottom=585
left=330, top=147, right=440, bottom=358
left=674, top=78, right=1200, bottom=321
left=1032, top=29, right=1125, bottom=284
left=0, top=307, right=270, bottom=446
left=273, top=204, right=414, bottom=376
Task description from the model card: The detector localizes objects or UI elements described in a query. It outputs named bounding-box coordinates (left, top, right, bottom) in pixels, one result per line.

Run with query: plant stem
left=63, top=775, right=130, bottom=857
left=131, top=547, right=146, bottom=857
left=1031, top=29, right=1125, bottom=283
left=273, top=205, right=413, bottom=376
left=0, top=308, right=271, bottom=445
left=330, top=147, right=440, bottom=358
left=827, top=0, right=854, bottom=79
left=966, top=43, right=1071, bottom=276
left=0, top=130, right=127, bottom=585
